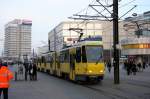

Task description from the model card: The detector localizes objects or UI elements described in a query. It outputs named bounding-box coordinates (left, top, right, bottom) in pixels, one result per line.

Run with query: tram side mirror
left=76, top=47, right=81, bottom=63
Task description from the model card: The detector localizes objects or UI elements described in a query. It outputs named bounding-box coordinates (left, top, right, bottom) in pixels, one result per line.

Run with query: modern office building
left=4, top=19, right=32, bottom=59
left=48, top=20, right=126, bottom=61
left=121, top=11, right=150, bottom=62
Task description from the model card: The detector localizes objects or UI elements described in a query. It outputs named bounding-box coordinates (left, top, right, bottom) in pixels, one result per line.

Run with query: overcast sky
left=0, top=0, right=150, bottom=54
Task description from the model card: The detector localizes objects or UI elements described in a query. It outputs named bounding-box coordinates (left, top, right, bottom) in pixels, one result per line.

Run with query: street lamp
left=132, top=13, right=142, bottom=38
left=132, top=13, right=137, bottom=17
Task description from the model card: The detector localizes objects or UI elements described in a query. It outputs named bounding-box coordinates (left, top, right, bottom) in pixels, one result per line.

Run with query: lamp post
left=113, top=0, right=120, bottom=84
left=132, top=13, right=142, bottom=38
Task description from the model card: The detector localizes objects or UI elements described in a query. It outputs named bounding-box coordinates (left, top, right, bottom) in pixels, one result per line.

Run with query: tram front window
left=86, top=46, right=103, bottom=62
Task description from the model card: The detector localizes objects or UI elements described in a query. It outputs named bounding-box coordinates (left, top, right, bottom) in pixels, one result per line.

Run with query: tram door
left=70, top=54, right=75, bottom=80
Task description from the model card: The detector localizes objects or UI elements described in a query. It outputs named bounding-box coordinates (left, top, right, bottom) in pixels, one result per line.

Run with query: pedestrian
left=107, top=61, right=112, bottom=73
left=132, top=62, right=137, bottom=75
left=124, top=60, right=127, bottom=70
left=32, top=63, right=37, bottom=80
left=18, top=65, right=23, bottom=75
left=146, top=63, right=149, bottom=68
left=29, top=62, right=33, bottom=80
left=142, top=61, right=146, bottom=70
left=23, top=62, right=29, bottom=81
left=0, top=62, right=13, bottom=99
left=137, top=62, right=142, bottom=72
left=126, top=61, right=131, bottom=75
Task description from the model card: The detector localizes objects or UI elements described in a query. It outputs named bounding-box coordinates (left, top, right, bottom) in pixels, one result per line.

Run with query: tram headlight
left=88, top=70, right=92, bottom=73
left=99, top=70, right=103, bottom=73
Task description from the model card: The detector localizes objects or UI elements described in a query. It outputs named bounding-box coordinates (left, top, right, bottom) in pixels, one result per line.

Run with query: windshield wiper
left=95, top=55, right=102, bottom=65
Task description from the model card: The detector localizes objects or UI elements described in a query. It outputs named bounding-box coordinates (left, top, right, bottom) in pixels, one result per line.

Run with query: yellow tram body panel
left=85, top=63, right=105, bottom=75
left=41, top=63, right=46, bottom=71
left=60, top=63, right=70, bottom=73
left=75, top=63, right=87, bottom=74
left=46, top=63, right=50, bottom=71
left=37, top=63, right=41, bottom=70
left=75, top=63, right=105, bottom=75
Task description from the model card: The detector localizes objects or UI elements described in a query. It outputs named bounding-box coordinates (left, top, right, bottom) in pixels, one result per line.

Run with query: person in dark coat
left=124, top=60, right=127, bottom=70
left=23, top=62, right=29, bottom=81
left=142, top=61, right=146, bottom=70
left=32, top=63, right=37, bottom=80
left=107, top=61, right=112, bottom=73
left=132, top=62, right=137, bottom=75
left=137, top=62, right=142, bottom=72
left=29, top=62, right=33, bottom=80
left=126, top=61, right=131, bottom=75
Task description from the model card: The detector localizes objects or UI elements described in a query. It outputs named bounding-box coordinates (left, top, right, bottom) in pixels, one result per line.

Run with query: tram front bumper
left=75, top=74, right=104, bottom=81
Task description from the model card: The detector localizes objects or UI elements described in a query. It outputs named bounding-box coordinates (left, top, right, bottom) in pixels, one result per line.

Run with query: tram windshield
left=86, top=46, right=103, bottom=62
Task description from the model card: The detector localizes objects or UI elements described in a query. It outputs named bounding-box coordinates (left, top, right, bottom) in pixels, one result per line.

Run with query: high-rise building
left=4, top=19, right=32, bottom=59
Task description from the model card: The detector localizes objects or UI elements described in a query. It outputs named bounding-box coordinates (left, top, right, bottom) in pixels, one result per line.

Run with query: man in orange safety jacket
left=0, top=62, right=13, bottom=99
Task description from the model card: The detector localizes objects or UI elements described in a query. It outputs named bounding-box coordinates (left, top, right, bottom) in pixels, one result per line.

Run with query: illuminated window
left=139, top=44, right=144, bottom=48
left=132, top=44, right=136, bottom=48
left=148, top=44, right=150, bottom=48
left=143, top=44, right=148, bottom=48
left=134, top=44, right=138, bottom=49
left=128, top=45, right=132, bottom=48
left=123, top=43, right=150, bottom=49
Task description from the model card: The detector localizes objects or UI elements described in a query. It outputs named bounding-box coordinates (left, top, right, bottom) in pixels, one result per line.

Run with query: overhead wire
left=119, top=0, right=136, bottom=8
left=100, top=0, right=138, bottom=20
left=69, top=0, right=139, bottom=37
left=69, top=0, right=113, bottom=37
left=73, top=0, right=99, bottom=29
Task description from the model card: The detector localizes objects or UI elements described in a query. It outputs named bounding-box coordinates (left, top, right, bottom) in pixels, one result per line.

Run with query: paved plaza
left=4, top=65, right=150, bottom=99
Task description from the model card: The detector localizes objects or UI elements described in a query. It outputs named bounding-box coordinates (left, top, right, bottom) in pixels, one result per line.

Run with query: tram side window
left=82, top=46, right=87, bottom=62
left=46, top=55, right=51, bottom=63
left=41, top=56, right=46, bottom=63
left=60, top=53, right=64, bottom=63
left=38, top=58, right=41, bottom=65
left=76, top=47, right=81, bottom=62
left=49, top=56, right=52, bottom=63
left=51, top=57, right=54, bottom=63
left=64, top=50, right=69, bottom=63
left=41, top=56, right=44, bottom=63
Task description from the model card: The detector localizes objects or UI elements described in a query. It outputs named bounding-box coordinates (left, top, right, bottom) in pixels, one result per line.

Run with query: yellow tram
left=37, top=41, right=105, bottom=82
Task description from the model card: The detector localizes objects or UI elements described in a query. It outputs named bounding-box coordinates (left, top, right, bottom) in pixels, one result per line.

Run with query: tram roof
left=73, top=41, right=103, bottom=46
left=40, top=41, right=103, bottom=56
left=59, top=41, right=103, bottom=51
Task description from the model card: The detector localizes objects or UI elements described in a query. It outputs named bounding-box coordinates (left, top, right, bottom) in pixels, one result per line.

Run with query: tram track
left=121, top=79, right=150, bottom=89
left=79, top=78, right=150, bottom=99
left=126, top=81, right=150, bottom=88
left=82, top=85, right=129, bottom=99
